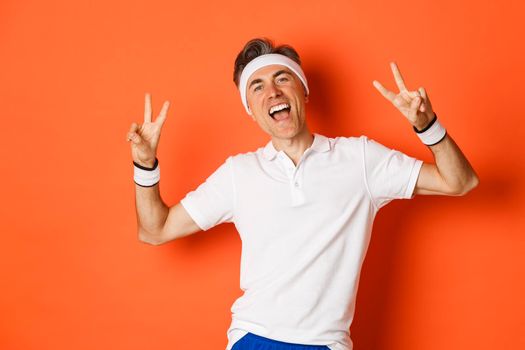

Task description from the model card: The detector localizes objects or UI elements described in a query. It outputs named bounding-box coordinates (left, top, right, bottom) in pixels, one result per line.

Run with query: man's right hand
left=127, top=93, right=170, bottom=168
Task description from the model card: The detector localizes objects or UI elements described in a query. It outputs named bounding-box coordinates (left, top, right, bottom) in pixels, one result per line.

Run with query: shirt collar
left=262, top=133, right=331, bottom=161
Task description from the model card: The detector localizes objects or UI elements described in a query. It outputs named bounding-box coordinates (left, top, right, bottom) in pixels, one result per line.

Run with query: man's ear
left=247, top=109, right=256, bottom=121
left=247, top=106, right=255, bottom=121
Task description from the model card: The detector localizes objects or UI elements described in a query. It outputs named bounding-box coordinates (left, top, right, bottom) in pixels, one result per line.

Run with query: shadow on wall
left=352, top=172, right=514, bottom=349
left=302, top=55, right=355, bottom=138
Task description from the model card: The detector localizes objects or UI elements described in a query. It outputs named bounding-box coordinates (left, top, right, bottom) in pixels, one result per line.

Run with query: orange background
left=1, top=0, right=523, bottom=349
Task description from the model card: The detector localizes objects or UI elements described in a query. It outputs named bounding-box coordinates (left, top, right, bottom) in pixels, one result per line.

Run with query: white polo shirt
left=180, top=133, right=423, bottom=350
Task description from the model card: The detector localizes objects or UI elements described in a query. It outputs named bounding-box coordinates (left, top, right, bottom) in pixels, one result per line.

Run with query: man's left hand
left=373, top=62, right=435, bottom=131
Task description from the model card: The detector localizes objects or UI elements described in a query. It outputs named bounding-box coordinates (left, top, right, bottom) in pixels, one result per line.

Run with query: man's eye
left=278, top=77, right=289, bottom=82
left=253, top=85, right=262, bottom=91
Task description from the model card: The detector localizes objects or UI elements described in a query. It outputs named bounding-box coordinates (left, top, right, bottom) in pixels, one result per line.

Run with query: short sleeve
left=361, top=136, right=423, bottom=210
left=180, top=156, right=235, bottom=231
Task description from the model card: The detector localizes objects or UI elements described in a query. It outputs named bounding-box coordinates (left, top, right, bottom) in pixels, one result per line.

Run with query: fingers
left=410, top=94, right=422, bottom=119
left=156, top=100, right=170, bottom=126
left=404, top=90, right=423, bottom=112
left=127, top=122, right=142, bottom=144
left=406, top=90, right=420, bottom=98
left=419, top=87, right=427, bottom=99
left=417, top=87, right=425, bottom=112
left=407, top=88, right=426, bottom=112
left=128, top=122, right=138, bottom=135
left=144, top=93, right=152, bottom=123
left=419, top=86, right=433, bottom=112
left=411, top=95, right=422, bottom=109
left=372, top=80, right=396, bottom=102
left=390, top=62, right=408, bottom=92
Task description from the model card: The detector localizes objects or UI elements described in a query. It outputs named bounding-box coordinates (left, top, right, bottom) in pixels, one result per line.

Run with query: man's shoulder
left=326, top=133, right=368, bottom=152
left=228, top=148, right=260, bottom=160
left=330, top=134, right=365, bottom=143
left=225, top=148, right=263, bottom=166
left=332, top=134, right=392, bottom=150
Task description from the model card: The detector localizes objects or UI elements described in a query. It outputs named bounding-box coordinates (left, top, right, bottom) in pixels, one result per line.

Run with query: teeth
left=269, top=103, right=290, bottom=115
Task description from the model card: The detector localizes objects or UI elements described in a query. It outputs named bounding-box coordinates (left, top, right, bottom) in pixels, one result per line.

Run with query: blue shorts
left=232, top=332, right=330, bottom=350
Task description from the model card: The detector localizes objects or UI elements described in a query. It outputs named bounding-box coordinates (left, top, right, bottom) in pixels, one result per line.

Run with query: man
left=126, top=38, right=479, bottom=350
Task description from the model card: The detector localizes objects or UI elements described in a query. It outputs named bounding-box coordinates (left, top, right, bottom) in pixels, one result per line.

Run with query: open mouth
left=269, top=103, right=291, bottom=121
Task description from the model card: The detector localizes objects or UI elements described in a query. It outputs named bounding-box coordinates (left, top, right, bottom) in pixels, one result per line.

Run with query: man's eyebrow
left=248, top=78, right=263, bottom=90
left=248, top=70, right=292, bottom=89
left=272, top=69, right=292, bottom=79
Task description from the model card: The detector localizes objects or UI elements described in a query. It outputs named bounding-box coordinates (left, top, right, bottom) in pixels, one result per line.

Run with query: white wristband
left=414, top=113, right=447, bottom=146
left=133, top=158, right=160, bottom=187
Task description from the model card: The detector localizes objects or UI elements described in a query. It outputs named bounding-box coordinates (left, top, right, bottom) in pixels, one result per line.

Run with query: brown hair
left=233, top=37, right=302, bottom=88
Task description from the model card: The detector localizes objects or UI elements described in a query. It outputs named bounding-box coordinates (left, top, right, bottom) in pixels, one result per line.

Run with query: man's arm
left=134, top=183, right=201, bottom=245
left=134, top=182, right=168, bottom=244
left=372, top=62, right=479, bottom=196
left=128, top=93, right=201, bottom=246
left=414, top=133, right=479, bottom=196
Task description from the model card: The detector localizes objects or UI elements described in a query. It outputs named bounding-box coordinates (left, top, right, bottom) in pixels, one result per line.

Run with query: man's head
left=233, top=38, right=310, bottom=139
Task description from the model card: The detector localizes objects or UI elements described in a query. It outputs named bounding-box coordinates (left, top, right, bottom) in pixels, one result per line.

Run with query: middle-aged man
left=127, top=37, right=479, bottom=350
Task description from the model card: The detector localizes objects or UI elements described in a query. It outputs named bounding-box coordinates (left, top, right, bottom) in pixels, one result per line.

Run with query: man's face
left=245, top=64, right=309, bottom=139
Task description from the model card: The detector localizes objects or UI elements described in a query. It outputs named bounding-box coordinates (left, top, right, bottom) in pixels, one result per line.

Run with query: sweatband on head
left=238, top=53, right=309, bottom=115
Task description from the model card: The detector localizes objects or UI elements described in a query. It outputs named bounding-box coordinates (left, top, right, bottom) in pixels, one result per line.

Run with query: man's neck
left=271, top=129, right=314, bottom=166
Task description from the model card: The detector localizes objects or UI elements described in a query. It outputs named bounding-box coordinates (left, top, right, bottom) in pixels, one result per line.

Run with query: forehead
left=247, top=64, right=294, bottom=84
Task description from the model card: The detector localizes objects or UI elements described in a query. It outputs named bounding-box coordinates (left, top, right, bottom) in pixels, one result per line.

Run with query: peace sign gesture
left=373, top=62, right=435, bottom=131
left=126, top=93, right=170, bottom=168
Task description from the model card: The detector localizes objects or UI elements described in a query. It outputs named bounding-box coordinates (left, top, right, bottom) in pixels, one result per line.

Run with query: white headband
left=238, top=53, right=309, bottom=115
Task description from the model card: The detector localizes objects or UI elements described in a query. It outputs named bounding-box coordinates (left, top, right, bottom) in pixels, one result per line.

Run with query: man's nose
left=267, top=82, right=282, bottom=97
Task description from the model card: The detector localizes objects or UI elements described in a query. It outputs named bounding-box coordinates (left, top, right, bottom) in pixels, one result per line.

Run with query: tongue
left=273, top=110, right=289, bottom=121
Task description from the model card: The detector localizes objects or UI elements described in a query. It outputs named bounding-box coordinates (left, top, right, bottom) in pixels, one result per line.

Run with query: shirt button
left=294, top=182, right=300, bottom=187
